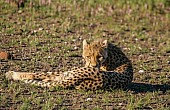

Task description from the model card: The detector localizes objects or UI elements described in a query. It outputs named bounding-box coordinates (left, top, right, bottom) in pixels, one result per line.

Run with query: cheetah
left=5, top=39, right=133, bottom=90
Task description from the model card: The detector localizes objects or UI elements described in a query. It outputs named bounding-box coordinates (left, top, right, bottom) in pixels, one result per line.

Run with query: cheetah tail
left=23, top=79, right=58, bottom=87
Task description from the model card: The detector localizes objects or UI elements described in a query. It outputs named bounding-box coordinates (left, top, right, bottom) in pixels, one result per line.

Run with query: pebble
left=0, top=52, right=10, bottom=60
left=86, top=98, right=92, bottom=101
left=74, top=46, right=78, bottom=50
left=138, top=70, right=145, bottom=73
left=168, top=61, right=170, bottom=65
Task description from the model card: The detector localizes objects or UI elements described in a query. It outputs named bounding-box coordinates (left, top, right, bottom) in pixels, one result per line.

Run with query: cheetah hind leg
left=5, top=71, right=61, bottom=87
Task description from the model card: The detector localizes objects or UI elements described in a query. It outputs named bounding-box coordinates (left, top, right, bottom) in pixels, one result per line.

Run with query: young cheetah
left=5, top=39, right=133, bottom=90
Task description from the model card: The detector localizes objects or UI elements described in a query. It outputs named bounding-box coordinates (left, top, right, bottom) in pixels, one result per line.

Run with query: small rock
left=72, top=39, right=76, bottom=42
left=86, top=98, right=92, bottom=101
left=0, top=52, right=10, bottom=60
left=74, top=46, right=78, bottom=50
left=48, top=56, right=51, bottom=58
left=38, top=28, right=43, bottom=31
left=18, top=10, right=23, bottom=13
left=118, top=103, right=123, bottom=106
left=168, top=61, right=170, bottom=65
left=33, top=30, right=38, bottom=33
left=139, top=70, right=145, bottom=73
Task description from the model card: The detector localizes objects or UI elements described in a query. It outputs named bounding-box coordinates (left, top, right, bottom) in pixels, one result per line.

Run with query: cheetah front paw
left=5, top=71, right=21, bottom=80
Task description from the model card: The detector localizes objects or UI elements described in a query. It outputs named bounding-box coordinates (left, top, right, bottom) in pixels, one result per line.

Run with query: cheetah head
left=82, top=39, right=108, bottom=69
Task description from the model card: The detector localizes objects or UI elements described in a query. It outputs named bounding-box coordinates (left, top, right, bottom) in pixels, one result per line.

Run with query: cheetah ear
left=83, top=39, right=88, bottom=50
left=102, top=40, right=108, bottom=47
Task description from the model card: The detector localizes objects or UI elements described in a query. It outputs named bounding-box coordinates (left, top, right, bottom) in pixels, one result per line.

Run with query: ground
left=0, top=0, right=170, bottom=110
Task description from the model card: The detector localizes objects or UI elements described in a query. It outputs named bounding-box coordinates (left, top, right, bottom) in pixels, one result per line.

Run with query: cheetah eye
left=85, top=56, right=91, bottom=59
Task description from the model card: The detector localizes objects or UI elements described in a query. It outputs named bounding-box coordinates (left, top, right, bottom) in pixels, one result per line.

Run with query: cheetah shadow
left=127, top=82, right=170, bottom=93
